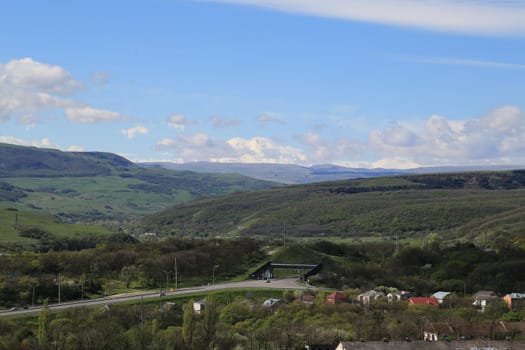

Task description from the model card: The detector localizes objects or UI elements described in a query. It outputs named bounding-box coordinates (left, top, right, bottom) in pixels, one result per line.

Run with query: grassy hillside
left=136, top=170, right=525, bottom=246
left=0, top=207, right=112, bottom=250
left=0, top=143, right=276, bottom=222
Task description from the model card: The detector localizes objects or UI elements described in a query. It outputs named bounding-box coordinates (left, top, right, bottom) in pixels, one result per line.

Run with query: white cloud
left=157, top=133, right=233, bottom=161
left=227, top=136, right=306, bottom=163
left=67, top=145, right=85, bottom=152
left=209, top=115, right=240, bottom=128
left=370, top=158, right=422, bottom=169
left=65, top=106, right=125, bottom=124
left=369, top=105, right=525, bottom=165
left=296, top=133, right=330, bottom=161
left=122, top=126, right=149, bottom=139
left=257, top=113, right=286, bottom=125
left=0, top=136, right=59, bottom=149
left=208, top=0, right=525, bottom=36
left=156, top=133, right=306, bottom=164
left=0, top=58, right=124, bottom=125
left=167, top=114, right=197, bottom=130
left=1, top=57, right=81, bottom=94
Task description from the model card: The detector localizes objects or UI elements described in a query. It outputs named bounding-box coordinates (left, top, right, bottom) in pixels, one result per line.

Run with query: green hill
left=136, top=170, right=525, bottom=246
left=0, top=143, right=133, bottom=177
left=0, top=143, right=277, bottom=223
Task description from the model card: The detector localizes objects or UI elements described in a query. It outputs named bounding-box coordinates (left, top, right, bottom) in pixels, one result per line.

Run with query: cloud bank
left=155, top=106, right=525, bottom=168
left=0, top=58, right=124, bottom=125
left=208, top=0, right=525, bottom=36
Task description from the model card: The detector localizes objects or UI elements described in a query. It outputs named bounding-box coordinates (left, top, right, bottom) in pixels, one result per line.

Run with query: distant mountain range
left=138, top=161, right=523, bottom=184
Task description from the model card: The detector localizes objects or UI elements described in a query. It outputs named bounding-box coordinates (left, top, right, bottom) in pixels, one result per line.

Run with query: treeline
left=0, top=238, right=265, bottom=307
left=304, top=240, right=525, bottom=295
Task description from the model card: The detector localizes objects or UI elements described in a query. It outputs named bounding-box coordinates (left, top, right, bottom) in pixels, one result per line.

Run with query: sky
left=1, top=0, right=524, bottom=169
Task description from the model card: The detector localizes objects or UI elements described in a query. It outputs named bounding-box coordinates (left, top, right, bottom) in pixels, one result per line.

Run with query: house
left=387, top=290, right=412, bottom=303
left=263, top=298, right=281, bottom=308
left=193, top=299, right=206, bottom=314
left=407, top=297, right=439, bottom=307
left=503, top=293, right=525, bottom=309
left=358, top=290, right=385, bottom=305
left=327, top=292, right=348, bottom=304
left=472, top=290, right=498, bottom=312
left=294, top=294, right=315, bottom=304
left=431, top=291, right=451, bottom=304
left=423, top=322, right=455, bottom=341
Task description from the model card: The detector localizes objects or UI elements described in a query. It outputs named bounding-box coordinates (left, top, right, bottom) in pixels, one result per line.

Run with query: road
left=0, top=278, right=316, bottom=318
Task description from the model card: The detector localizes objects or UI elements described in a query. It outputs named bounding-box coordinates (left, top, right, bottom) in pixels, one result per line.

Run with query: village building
left=503, top=293, right=525, bottom=309
left=472, top=290, right=498, bottom=312
left=326, top=292, right=348, bottom=304
left=407, top=296, right=439, bottom=307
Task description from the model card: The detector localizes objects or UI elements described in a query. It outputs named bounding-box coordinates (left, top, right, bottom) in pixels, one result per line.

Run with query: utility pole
left=283, top=223, right=287, bottom=248
left=174, top=257, right=178, bottom=289
left=140, top=296, right=144, bottom=349
left=58, top=273, right=61, bottom=304
left=163, top=270, right=170, bottom=291
left=31, top=284, right=36, bottom=306
left=213, top=265, right=219, bottom=284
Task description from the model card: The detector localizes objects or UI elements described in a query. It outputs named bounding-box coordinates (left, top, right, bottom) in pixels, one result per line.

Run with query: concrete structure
left=250, top=261, right=322, bottom=280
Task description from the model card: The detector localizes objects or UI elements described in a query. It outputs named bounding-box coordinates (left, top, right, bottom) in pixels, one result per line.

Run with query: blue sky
left=1, top=0, right=524, bottom=168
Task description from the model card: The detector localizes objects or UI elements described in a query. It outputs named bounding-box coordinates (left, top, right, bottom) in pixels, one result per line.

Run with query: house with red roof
left=407, top=296, right=439, bottom=307
left=327, top=292, right=348, bottom=304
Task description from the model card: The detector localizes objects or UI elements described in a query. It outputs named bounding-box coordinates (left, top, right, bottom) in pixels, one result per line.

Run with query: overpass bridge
left=249, top=261, right=322, bottom=280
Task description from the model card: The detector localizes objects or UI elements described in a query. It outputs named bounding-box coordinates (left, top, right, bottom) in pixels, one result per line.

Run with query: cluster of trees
left=0, top=237, right=265, bottom=307
left=306, top=240, right=525, bottom=295
left=1, top=289, right=524, bottom=349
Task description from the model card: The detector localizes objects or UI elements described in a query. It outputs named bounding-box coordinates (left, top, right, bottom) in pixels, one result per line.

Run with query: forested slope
left=137, top=170, right=525, bottom=246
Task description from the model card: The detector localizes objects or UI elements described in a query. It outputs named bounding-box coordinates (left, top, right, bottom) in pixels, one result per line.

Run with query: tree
left=38, top=299, right=49, bottom=349
left=119, top=265, right=137, bottom=291
left=202, top=294, right=219, bottom=350
left=182, top=300, right=196, bottom=349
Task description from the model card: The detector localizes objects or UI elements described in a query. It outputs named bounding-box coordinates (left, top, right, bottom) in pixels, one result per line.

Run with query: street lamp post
left=163, top=270, right=170, bottom=291
left=212, top=265, right=219, bottom=284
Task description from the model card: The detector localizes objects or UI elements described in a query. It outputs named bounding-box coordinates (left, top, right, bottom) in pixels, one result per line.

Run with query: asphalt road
left=0, top=278, right=315, bottom=318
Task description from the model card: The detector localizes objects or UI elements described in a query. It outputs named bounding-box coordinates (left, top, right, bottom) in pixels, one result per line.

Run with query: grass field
left=0, top=207, right=112, bottom=247
left=2, top=176, right=191, bottom=222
